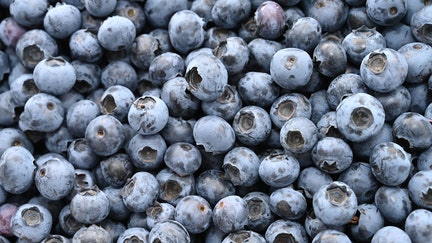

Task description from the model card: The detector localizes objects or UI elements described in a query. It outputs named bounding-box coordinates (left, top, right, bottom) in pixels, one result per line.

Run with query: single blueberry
left=232, top=105, right=272, bottom=146
left=85, top=114, right=125, bottom=156
left=168, top=10, right=206, bottom=55
left=10, top=203, right=52, bottom=242
left=265, top=219, right=308, bottom=243
left=128, top=95, right=169, bottom=136
left=313, top=181, right=358, bottom=226
left=157, top=168, right=196, bottom=206
left=371, top=226, right=412, bottom=243
left=213, top=195, right=249, bottom=233
left=374, top=185, right=412, bottom=224
left=97, top=16, right=136, bottom=51
left=174, top=195, right=213, bottom=234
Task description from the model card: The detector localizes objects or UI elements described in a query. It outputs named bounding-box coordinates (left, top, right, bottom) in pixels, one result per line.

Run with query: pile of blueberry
left=1, top=0, right=432, bottom=242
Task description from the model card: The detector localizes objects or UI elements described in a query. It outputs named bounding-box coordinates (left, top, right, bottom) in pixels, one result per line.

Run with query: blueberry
left=313, top=36, right=348, bottom=78
left=10, top=203, right=52, bottom=242
left=33, top=56, right=76, bottom=96
left=97, top=16, right=136, bottom=51
left=103, top=186, right=131, bottom=222
left=43, top=3, right=82, bottom=39
left=146, top=202, right=175, bottom=229
left=69, top=29, right=103, bottom=63
left=149, top=28, right=174, bottom=52
left=270, top=48, right=313, bottom=90
left=190, top=0, right=215, bottom=23
left=0, top=91, right=20, bottom=127
left=372, top=85, right=411, bottom=122
left=115, top=0, right=146, bottom=33
left=85, top=114, right=125, bottom=156
left=72, top=224, right=111, bottom=242
left=242, top=191, right=274, bottom=232
left=371, top=226, right=412, bottom=243
left=360, top=48, right=408, bottom=93
left=9, top=73, right=39, bottom=107
left=70, top=186, right=110, bottom=224
left=160, top=117, right=195, bottom=145
left=130, top=34, right=163, bottom=71
left=185, top=54, right=228, bottom=102
left=72, top=61, right=101, bottom=94
left=193, top=115, right=235, bottom=154
left=160, top=77, right=200, bottom=119
left=342, top=26, right=386, bottom=66
left=270, top=93, right=312, bottom=129
left=313, top=181, right=358, bottom=226
left=418, top=145, right=432, bottom=171
left=304, top=210, right=330, bottom=239
left=9, top=0, right=49, bottom=27
left=121, top=171, right=160, bottom=214
left=144, top=0, right=188, bottom=28
left=254, top=1, right=286, bottom=40
left=222, top=147, right=260, bottom=187
left=350, top=203, right=384, bottom=242
left=100, top=85, right=135, bottom=122
left=408, top=170, right=432, bottom=210
left=405, top=209, right=432, bottom=243
left=0, top=127, right=33, bottom=157
left=157, top=168, right=196, bottom=206
left=285, top=17, right=322, bottom=53
left=270, top=187, right=307, bottom=221
left=149, top=52, right=185, bottom=85
left=375, top=185, right=412, bottom=224
left=237, top=71, right=280, bottom=108
left=265, top=219, right=308, bottom=243
left=201, top=84, right=243, bottom=121
left=101, top=61, right=138, bottom=91
left=247, top=38, right=283, bottom=72
left=411, top=5, right=432, bottom=45
left=312, top=137, right=353, bottom=174
left=366, top=0, right=407, bottom=26
left=168, top=10, right=206, bottom=55
left=347, top=6, right=378, bottom=30
left=336, top=92, right=385, bottom=142
left=15, top=29, right=58, bottom=69
left=303, top=0, right=349, bottom=33
left=370, top=142, right=411, bottom=186
left=66, top=99, right=100, bottom=138
left=213, top=195, right=248, bottom=233
left=58, top=204, right=85, bottom=236
left=174, top=195, right=212, bottom=234
left=213, top=36, right=250, bottom=75
left=381, top=22, right=416, bottom=50
left=393, top=112, right=432, bottom=151
left=259, top=152, right=300, bottom=188
left=0, top=203, right=18, bottom=237
left=222, top=230, right=266, bottom=243
left=117, top=227, right=149, bottom=243
left=41, top=234, right=73, bottom=243
left=399, top=42, right=432, bottom=84
left=204, top=27, right=237, bottom=50
left=232, top=105, right=272, bottom=146
left=148, top=220, right=190, bottom=242
left=280, top=117, right=318, bottom=154
left=196, top=169, right=235, bottom=207
left=312, top=229, right=351, bottom=243
left=297, top=166, right=333, bottom=199
left=99, top=153, right=134, bottom=188
left=211, top=0, right=251, bottom=29
left=338, top=162, right=379, bottom=204
left=0, top=17, right=26, bottom=48
left=127, top=133, right=167, bottom=171
left=164, top=142, right=201, bottom=176
left=284, top=6, right=305, bottom=27
left=35, top=156, right=75, bottom=200
left=84, top=0, right=116, bottom=17
left=0, top=146, right=35, bottom=194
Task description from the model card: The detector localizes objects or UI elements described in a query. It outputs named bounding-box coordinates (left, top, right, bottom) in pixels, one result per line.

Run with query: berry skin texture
left=405, top=209, right=432, bottom=243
